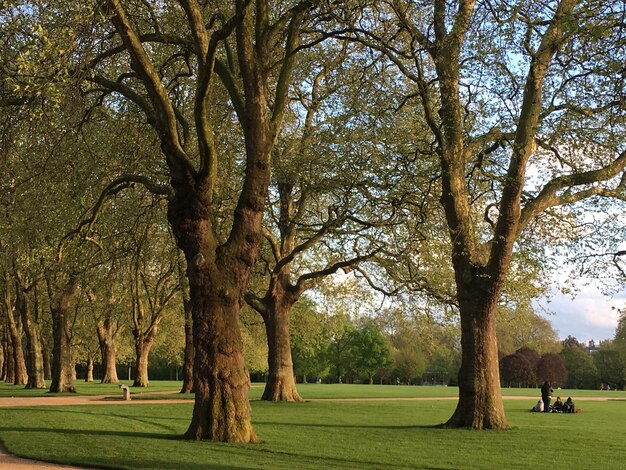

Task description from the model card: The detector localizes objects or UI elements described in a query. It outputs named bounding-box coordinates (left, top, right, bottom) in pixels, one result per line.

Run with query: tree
left=559, top=345, right=597, bottom=389
left=500, top=352, right=535, bottom=388
left=341, top=0, right=626, bottom=428
left=244, top=38, right=403, bottom=401
left=290, top=297, right=331, bottom=383
left=1, top=271, right=27, bottom=385
left=76, top=0, right=318, bottom=441
left=536, top=353, right=568, bottom=386
left=127, top=220, right=180, bottom=388
left=95, top=289, right=123, bottom=384
left=496, top=302, right=560, bottom=356
left=326, top=313, right=356, bottom=384
left=346, top=321, right=392, bottom=384
left=392, top=348, right=427, bottom=385
left=593, top=349, right=625, bottom=389
left=14, top=271, right=46, bottom=388
left=45, top=271, right=78, bottom=393
left=516, top=347, right=540, bottom=373
left=613, top=307, right=626, bottom=368
left=562, top=336, right=583, bottom=349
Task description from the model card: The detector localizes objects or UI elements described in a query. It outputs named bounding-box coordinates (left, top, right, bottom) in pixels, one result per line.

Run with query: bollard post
left=120, top=384, right=131, bottom=401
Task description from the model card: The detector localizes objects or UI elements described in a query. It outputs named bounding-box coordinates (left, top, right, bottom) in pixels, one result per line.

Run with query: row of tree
left=1, top=0, right=626, bottom=442
left=500, top=341, right=626, bottom=391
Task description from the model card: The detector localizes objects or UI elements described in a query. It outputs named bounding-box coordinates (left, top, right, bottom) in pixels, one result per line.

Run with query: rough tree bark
left=47, top=274, right=78, bottom=393
left=85, top=354, right=94, bottom=382
left=261, top=296, right=301, bottom=401
left=0, top=332, right=5, bottom=382
left=180, top=291, right=194, bottom=394
left=16, top=277, right=45, bottom=389
left=177, top=253, right=194, bottom=394
left=246, top=181, right=302, bottom=402
left=96, top=317, right=119, bottom=383
left=4, top=337, right=14, bottom=384
left=3, top=273, right=28, bottom=385
left=0, top=340, right=4, bottom=382
left=132, top=326, right=156, bottom=388
left=42, top=340, right=52, bottom=380
left=98, top=0, right=311, bottom=442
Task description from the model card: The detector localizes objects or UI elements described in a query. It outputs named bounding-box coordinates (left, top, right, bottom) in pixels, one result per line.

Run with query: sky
left=536, top=283, right=626, bottom=344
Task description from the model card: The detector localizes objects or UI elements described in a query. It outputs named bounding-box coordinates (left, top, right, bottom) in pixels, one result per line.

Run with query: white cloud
left=536, top=283, right=626, bottom=343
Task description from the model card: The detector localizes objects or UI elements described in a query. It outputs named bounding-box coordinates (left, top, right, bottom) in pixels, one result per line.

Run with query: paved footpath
left=0, top=394, right=612, bottom=469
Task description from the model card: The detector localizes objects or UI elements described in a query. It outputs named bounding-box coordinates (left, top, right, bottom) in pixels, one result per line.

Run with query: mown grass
left=0, top=380, right=183, bottom=397
left=3, top=380, right=626, bottom=401
left=0, top=398, right=625, bottom=469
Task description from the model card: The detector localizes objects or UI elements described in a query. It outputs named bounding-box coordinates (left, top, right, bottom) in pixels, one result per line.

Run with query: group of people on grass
left=531, top=381, right=577, bottom=413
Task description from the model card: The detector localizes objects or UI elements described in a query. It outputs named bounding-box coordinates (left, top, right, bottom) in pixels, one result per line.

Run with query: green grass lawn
left=0, top=384, right=625, bottom=469
left=0, top=381, right=184, bottom=397
left=3, top=381, right=626, bottom=400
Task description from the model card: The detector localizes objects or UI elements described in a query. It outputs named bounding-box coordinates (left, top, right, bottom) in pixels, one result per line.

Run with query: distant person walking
left=541, top=381, right=553, bottom=413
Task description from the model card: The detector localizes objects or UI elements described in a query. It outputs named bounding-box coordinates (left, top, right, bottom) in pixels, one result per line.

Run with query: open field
left=4, top=381, right=626, bottom=401
left=0, top=382, right=625, bottom=469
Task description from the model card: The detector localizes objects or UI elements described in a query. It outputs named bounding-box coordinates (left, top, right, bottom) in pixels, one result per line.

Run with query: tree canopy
left=1, top=0, right=625, bottom=440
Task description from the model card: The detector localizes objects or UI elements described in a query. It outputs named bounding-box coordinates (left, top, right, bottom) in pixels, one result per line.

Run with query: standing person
left=541, top=381, right=553, bottom=413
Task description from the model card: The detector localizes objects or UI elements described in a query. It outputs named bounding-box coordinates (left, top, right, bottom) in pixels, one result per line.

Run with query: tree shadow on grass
left=2, top=405, right=190, bottom=430
left=254, top=420, right=440, bottom=431
left=0, top=428, right=259, bottom=469
left=0, top=427, right=413, bottom=470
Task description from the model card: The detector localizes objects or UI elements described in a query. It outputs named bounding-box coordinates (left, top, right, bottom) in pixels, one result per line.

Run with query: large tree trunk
left=132, top=327, right=156, bottom=388
left=100, top=0, right=308, bottom=444
left=177, top=252, right=194, bottom=394
left=96, top=318, right=119, bottom=383
left=4, top=338, right=15, bottom=383
left=0, top=330, right=6, bottom=382
left=48, top=276, right=77, bottom=393
left=444, top=284, right=507, bottom=429
left=17, top=284, right=45, bottom=389
left=248, top=182, right=303, bottom=403
left=184, top=293, right=256, bottom=443
left=261, top=300, right=301, bottom=402
left=0, top=340, right=4, bottom=382
left=42, top=340, right=52, bottom=380
left=181, top=294, right=194, bottom=393
left=85, top=354, right=94, bottom=382
left=3, top=281, right=28, bottom=386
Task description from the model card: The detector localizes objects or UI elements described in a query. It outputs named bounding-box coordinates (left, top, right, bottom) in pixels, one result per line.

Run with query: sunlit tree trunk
left=133, top=326, right=156, bottom=388
left=261, top=298, right=301, bottom=402
left=247, top=277, right=302, bottom=402
left=184, top=287, right=256, bottom=442
left=100, top=0, right=310, bottom=442
left=47, top=274, right=77, bottom=393
left=42, top=340, right=52, bottom=380
left=97, top=318, right=119, bottom=383
left=444, top=280, right=507, bottom=428
left=178, top=254, right=194, bottom=394
left=85, top=354, right=94, bottom=382
left=4, top=337, right=15, bottom=383
left=17, top=280, right=45, bottom=389
left=3, top=274, right=27, bottom=385
left=181, top=294, right=194, bottom=393
left=0, top=339, right=4, bottom=382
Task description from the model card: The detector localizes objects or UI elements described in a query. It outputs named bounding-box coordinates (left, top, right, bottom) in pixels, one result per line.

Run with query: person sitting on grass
left=531, top=399, right=544, bottom=412
left=563, top=397, right=576, bottom=413
left=552, top=396, right=564, bottom=412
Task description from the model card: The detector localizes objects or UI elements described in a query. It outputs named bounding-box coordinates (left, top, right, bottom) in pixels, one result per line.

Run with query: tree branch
left=519, top=150, right=626, bottom=232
